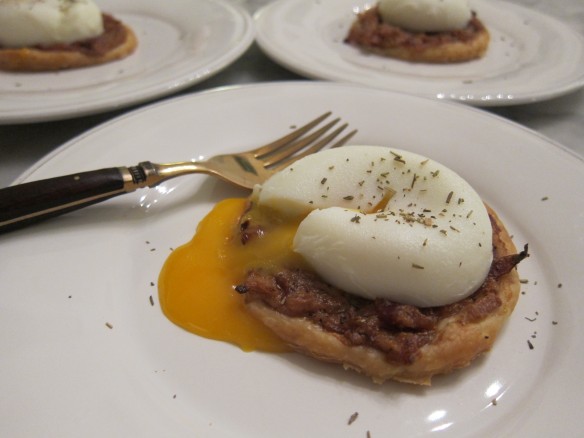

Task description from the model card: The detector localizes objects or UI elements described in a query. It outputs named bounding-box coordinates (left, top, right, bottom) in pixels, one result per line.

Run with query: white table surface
left=1, top=0, right=583, bottom=188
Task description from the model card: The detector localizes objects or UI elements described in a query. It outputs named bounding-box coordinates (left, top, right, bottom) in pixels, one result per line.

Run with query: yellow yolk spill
left=159, top=198, right=304, bottom=352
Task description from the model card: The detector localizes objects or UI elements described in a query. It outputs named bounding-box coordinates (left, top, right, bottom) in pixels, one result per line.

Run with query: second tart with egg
left=344, top=6, right=489, bottom=63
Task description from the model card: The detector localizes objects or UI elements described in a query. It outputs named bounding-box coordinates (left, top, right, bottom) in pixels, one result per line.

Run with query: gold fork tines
left=267, top=121, right=355, bottom=172
left=138, top=112, right=357, bottom=190
left=251, top=112, right=335, bottom=158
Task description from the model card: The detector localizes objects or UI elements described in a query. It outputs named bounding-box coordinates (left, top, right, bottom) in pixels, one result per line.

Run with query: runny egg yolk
left=158, top=198, right=304, bottom=352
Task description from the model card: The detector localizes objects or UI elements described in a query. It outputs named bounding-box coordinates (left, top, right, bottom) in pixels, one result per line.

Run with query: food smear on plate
left=159, top=146, right=528, bottom=385
left=0, top=0, right=137, bottom=71
left=344, top=0, right=490, bottom=63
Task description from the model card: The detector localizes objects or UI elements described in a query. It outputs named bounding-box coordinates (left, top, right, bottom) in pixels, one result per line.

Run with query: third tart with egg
left=344, top=5, right=489, bottom=63
left=0, top=0, right=137, bottom=72
left=233, top=146, right=527, bottom=385
left=0, top=14, right=137, bottom=72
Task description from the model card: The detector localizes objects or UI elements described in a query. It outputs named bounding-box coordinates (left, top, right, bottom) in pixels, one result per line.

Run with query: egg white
left=256, top=146, right=492, bottom=307
left=378, top=0, right=472, bottom=32
left=0, top=0, right=103, bottom=48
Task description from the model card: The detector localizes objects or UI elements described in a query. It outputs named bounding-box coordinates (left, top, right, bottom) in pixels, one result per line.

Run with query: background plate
left=0, top=0, right=254, bottom=124
left=1, top=82, right=583, bottom=437
left=254, top=0, right=584, bottom=106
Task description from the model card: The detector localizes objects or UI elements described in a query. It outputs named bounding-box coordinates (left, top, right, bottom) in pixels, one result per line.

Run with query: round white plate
left=254, top=0, right=584, bottom=106
left=0, top=0, right=254, bottom=124
left=1, top=82, right=583, bottom=437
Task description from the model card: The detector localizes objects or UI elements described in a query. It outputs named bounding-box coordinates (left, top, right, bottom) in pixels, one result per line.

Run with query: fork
left=0, top=112, right=356, bottom=233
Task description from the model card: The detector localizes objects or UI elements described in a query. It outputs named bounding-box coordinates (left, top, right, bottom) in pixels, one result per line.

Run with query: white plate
left=1, top=82, right=583, bottom=437
left=254, top=0, right=584, bottom=106
left=0, top=0, right=254, bottom=124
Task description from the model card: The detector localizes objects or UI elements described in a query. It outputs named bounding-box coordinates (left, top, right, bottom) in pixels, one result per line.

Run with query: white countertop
left=1, top=0, right=583, bottom=188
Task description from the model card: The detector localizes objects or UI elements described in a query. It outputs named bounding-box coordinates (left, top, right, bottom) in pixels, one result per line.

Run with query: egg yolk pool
left=158, top=198, right=300, bottom=352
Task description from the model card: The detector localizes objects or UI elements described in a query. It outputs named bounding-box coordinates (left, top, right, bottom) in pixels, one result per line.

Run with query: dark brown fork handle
left=0, top=168, right=129, bottom=234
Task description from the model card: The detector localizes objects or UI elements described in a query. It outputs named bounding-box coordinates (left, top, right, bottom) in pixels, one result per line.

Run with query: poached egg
left=255, top=146, right=492, bottom=307
left=377, top=0, right=472, bottom=32
left=0, top=0, right=103, bottom=48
